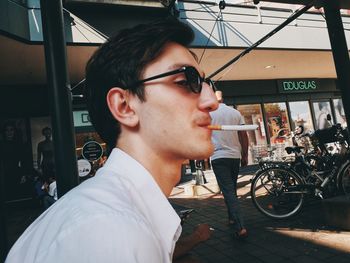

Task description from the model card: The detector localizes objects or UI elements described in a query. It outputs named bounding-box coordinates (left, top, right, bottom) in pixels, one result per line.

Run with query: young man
left=5, top=18, right=218, bottom=263
left=210, top=90, right=249, bottom=239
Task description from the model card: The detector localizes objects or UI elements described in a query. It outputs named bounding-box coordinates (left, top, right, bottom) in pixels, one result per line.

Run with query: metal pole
left=208, top=1, right=314, bottom=79
left=0, top=161, right=8, bottom=261
left=40, top=0, right=78, bottom=197
left=323, top=1, right=350, bottom=127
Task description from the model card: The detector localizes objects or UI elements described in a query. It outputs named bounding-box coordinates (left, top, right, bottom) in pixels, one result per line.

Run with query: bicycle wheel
left=251, top=167, right=305, bottom=219
left=340, top=162, right=350, bottom=196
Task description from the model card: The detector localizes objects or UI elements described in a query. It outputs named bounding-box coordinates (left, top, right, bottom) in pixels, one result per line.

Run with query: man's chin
left=191, top=145, right=214, bottom=160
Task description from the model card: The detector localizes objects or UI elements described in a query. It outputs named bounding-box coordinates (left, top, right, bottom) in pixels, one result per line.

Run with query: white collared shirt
left=6, top=148, right=182, bottom=263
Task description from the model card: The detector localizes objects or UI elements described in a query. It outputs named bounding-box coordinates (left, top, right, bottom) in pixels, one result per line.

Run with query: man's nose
left=199, top=82, right=219, bottom=112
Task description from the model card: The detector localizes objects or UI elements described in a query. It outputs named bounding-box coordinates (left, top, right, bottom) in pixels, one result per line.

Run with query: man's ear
left=106, top=88, right=139, bottom=127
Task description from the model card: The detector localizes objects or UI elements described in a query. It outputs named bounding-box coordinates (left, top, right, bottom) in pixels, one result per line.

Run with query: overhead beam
left=208, top=2, right=314, bottom=79
left=255, top=0, right=350, bottom=9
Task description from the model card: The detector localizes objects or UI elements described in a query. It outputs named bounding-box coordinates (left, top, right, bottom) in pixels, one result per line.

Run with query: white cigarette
left=210, top=227, right=215, bottom=231
left=207, top=124, right=258, bottom=131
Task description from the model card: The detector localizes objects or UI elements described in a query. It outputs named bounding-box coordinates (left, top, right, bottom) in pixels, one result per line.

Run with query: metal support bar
left=324, top=2, right=350, bottom=127
left=40, top=0, right=78, bottom=197
left=0, top=161, right=8, bottom=261
left=208, top=1, right=314, bottom=79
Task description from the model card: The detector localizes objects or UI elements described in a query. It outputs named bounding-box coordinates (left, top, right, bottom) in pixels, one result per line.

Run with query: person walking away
left=210, top=90, right=249, bottom=239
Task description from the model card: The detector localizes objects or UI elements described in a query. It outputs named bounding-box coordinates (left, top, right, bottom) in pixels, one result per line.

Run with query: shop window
left=333, top=98, right=347, bottom=128
left=288, top=101, right=314, bottom=133
left=312, top=101, right=333, bottom=130
left=236, top=104, right=267, bottom=164
left=264, top=102, right=291, bottom=151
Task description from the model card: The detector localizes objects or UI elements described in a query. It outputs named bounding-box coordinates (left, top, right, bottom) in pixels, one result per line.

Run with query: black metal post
left=324, top=1, right=350, bottom=127
left=40, top=0, right=78, bottom=197
left=0, top=161, right=8, bottom=261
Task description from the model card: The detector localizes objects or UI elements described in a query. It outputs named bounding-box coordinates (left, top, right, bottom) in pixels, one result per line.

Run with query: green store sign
left=278, top=79, right=319, bottom=93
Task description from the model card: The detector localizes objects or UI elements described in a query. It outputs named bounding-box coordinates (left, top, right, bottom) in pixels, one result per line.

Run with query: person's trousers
left=211, top=158, right=244, bottom=231
left=43, top=195, right=56, bottom=210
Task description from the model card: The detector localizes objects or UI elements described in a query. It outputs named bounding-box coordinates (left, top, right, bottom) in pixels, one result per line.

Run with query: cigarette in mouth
left=207, top=124, right=258, bottom=131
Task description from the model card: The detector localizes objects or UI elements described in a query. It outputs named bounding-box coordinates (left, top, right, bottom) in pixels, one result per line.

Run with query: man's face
left=5, top=125, right=15, bottom=141
left=133, top=42, right=218, bottom=161
left=43, top=129, right=51, bottom=139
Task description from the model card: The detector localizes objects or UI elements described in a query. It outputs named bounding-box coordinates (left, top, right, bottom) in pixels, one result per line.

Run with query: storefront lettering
left=282, top=81, right=317, bottom=91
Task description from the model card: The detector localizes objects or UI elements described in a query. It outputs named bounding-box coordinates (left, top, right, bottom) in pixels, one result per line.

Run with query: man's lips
left=196, top=117, right=212, bottom=128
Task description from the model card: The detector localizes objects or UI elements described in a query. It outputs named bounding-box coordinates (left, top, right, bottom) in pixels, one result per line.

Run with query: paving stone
left=291, top=255, right=327, bottom=263
left=324, top=255, right=350, bottom=263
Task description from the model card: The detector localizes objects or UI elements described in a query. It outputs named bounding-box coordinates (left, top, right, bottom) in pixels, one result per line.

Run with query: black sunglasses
left=130, top=66, right=216, bottom=94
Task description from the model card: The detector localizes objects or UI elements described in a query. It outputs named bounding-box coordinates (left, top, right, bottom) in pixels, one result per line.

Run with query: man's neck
left=117, top=140, right=183, bottom=197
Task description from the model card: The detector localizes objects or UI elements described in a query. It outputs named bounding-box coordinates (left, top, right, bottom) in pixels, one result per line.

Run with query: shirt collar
left=103, top=148, right=181, bottom=254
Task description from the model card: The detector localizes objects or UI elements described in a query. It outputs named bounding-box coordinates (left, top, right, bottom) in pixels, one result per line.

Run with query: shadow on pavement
left=170, top=194, right=350, bottom=263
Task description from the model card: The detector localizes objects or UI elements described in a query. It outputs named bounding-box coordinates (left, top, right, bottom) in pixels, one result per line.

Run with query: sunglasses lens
left=185, top=67, right=201, bottom=93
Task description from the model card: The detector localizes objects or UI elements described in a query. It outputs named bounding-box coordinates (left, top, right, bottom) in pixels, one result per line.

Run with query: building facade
left=1, top=0, right=350, bottom=200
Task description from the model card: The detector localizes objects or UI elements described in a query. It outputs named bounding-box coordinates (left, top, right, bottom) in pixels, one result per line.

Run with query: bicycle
left=250, top=123, right=350, bottom=219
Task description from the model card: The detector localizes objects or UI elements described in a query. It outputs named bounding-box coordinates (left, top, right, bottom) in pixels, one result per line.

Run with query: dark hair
left=42, top=127, right=51, bottom=135
left=85, top=18, right=194, bottom=148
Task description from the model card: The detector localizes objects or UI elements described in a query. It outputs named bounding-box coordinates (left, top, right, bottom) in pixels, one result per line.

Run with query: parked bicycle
left=250, top=123, right=350, bottom=219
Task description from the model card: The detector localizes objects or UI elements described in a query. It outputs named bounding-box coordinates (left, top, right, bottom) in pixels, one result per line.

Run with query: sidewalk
left=4, top=167, right=350, bottom=262
left=169, top=168, right=350, bottom=263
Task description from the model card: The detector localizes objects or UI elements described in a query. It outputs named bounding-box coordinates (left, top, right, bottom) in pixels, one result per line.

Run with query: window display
left=264, top=102, right=291, bottom=146
left=333, top=98, right=347, bottom=128
left=288, top=101, right=314, bottom=133
left=236, top=104, right=266, bottom=164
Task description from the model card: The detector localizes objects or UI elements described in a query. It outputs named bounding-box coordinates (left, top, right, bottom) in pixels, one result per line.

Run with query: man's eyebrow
left=167, top=63, right=188, bottom=70
left=167, top=64, right=205, bottom=77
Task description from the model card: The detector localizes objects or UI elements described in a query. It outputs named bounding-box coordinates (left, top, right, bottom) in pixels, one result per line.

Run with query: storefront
left=0, top=106, right=108, bottom=203
left=217, top=78, right=347, bottom=163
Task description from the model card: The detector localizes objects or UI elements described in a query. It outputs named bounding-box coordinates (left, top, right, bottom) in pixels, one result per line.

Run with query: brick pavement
left=169, top=169, right=350, bottom=263
left=4, top=167, right=350, bottom=262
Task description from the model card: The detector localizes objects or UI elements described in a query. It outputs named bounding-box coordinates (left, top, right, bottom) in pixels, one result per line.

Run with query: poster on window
left=264, top=103, right=291, bottom=145
left=333, top=99, right=347, bottom=128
